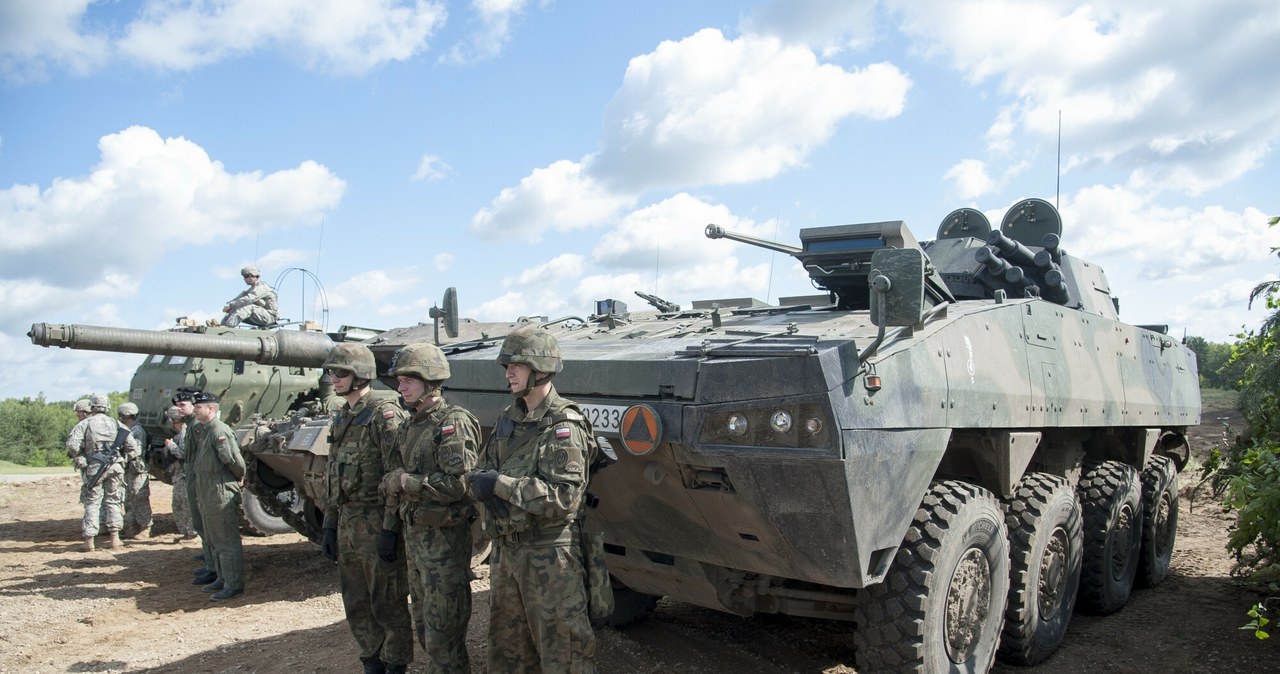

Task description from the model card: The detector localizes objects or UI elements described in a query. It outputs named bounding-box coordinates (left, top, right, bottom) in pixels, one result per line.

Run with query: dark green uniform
left=183, top=411, right=212, bottom=567
left=479, top=386, right=597, bottom=672
left=393, top=396, right=480, bottom=672
left=325, top=392, right=413, bottom=669
left=190, top=415, right=246, bottom=592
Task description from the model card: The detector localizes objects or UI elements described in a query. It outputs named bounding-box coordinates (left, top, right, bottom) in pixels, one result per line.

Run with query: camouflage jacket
left=324, top=391, right=405, bottom=531
left=226, top=281, right=278, bottom=313
left=66, top=414, right=141, bottom=464
left=391, top=396, right=480, bottom=530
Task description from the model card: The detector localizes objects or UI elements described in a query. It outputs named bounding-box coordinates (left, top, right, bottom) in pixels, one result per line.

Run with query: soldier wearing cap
left=66, top=393, right=142, bottom=552
left=220, top=265, right=278, bottom=328
left=164, top=404, right=197, bottom=539
left=466, top=325, right=600, bottom=672
left=117, top=402, right=153, bottom=539
left=380, top=342, right=480, bottom=671
left=173, top=388, right=216, bottom=577
left=319, top=343, right=412, bottom=674
left=189, top=390, right=246, bottom=601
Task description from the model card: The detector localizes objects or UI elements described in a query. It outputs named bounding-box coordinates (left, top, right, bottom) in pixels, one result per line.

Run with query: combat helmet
left=497, top=325, right=563, bottom=374
left=73, top=399, right=91, bottom=413
left=323, top=343, right=377, bottom=380
left=118, top=402, right=139, bottom=417
left=89, top=393, right=110, bottom=413
left=388, top=342, right=451, bottom=382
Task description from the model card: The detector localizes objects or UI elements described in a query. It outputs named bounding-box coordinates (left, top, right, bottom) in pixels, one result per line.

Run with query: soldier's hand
left=469, top=470, right=500, bottom=501
left=379, top=469, right=405, bottom=497
left=320, top=525, right=339, bottom=561
left=73, top=456, right=87, bottom=470
left=483, top=496, right=510, bottom=519
left=377, top=529, right=398, bottom=563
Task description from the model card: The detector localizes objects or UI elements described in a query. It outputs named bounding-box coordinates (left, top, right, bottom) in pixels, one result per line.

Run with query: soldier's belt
left=500, top=522, right=578, bottom=547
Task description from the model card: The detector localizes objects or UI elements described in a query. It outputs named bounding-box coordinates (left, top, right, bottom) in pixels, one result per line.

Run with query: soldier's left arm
left=414, top=410, right=480, bottom=503
left=214, top=427, right=246, bottom=479
left=494, top=421, right=589, bottom=519
left=374, top=403, right=407, bottom=532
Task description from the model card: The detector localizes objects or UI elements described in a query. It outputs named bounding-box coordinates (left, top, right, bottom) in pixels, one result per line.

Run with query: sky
left=2, top=0, right=1278, bottom=402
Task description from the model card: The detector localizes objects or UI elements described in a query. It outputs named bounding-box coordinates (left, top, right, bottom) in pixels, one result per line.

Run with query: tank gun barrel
left=28, top=322, right=334, bottom=368
left=705, top=224, right=803, bottom=256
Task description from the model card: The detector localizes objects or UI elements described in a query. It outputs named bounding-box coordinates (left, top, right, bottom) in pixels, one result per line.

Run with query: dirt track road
left=1, top=408, right=1276, bottom=672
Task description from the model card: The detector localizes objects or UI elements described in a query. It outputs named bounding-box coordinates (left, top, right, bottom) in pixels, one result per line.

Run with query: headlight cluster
left=700, top=401, right=831, bottom=448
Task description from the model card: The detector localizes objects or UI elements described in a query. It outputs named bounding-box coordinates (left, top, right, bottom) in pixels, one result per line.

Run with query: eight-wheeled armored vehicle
left=30, top=198, right=1199, bottom=672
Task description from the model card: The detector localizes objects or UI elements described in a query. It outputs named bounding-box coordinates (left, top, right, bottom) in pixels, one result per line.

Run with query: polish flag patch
left=441, top=424, right=456, bottom=436
left=555, top=427, right=572, bottom=439
left=383, top=410, right=396, bottom=420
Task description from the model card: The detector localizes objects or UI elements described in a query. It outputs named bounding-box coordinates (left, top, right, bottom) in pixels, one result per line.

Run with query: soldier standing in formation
left=174, top=389, right=217, bottom=584
left=381, top=343, right=481, bottom=672
left=221, top=265, right=279, bottom=328
left=66, top=393, right=141, bottom=552
left=466, top=326, right=600, bottom=672
left=164, top=405, right=197, bottom=539
left=188, top=391, right=246, bottom=601
left=117, top=402, right=153, bottom=540
left=318, top=344, right=413, bottom=674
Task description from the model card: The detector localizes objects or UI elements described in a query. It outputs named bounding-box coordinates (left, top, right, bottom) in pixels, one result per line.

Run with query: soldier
left=173, top=388, right=217, bottom=583
left=66, top=393, right=141, bottom=552
left=189, top=391, right=246, bottom=601
left=221, top=265, right=279, bottom=327
left=117, top=402, right=153, bottom=539
left=164, top=405, right=197, bottom=539
left=380, top=343, right=481, bottom=671
left=466, top=326, right=599, bottom=672
left=73, top=399, right=91, bottom=422
left=318, top=343, right=413, bottom=674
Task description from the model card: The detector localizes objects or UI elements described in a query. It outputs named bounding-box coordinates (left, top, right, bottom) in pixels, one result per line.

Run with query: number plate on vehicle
left=580, top=404, right=629, bottom=435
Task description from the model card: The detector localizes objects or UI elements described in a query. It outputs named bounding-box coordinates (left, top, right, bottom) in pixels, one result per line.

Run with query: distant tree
left=0, top=392, right=131, bottom=467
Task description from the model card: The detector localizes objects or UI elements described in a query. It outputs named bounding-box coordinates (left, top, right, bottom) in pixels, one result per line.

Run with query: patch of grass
left=0, top=460, right=74, bottom=475
left=1201, top=387, right=1238, bottom=414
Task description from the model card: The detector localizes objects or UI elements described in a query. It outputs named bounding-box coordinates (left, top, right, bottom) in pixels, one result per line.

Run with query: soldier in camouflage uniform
left=221, top=265, right=279, bottom=327
left=190, top=391, right=247, bottom=601
left=318, top=343, right=413, bottom=674
left=73, top=398, right=91, bottom=422
left=66, top=393, right=141, bottom=552
left=467, top=326, right=598, bottom=672
left=117, top=402, right=153, bottom=539
left=381, top=343, right=480, bottom=672
left=164, top=405, right=196, bottom=539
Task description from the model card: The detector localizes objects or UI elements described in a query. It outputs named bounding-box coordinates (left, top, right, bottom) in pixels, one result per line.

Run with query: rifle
left=83, top=427, right=131, bottom=493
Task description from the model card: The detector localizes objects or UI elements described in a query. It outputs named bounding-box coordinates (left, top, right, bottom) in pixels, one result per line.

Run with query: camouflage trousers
left=196, top=481, right=243, bottom=591
left=404, top=519, right=472, bottom=673
left=187, top=464, right=212, bottom=567
left=80, top=463, right=124, bottom=537
left=122, top=462, right=152, bottom=534
left=488, top=528, right=597, bottom=673
left=338, top=505, right=413, bottom=667
left=168, top=462, right=194, bottom=536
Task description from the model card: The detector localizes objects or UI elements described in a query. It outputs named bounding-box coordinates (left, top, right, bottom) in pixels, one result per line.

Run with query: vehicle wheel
left=998, top=473, right=1082, bottom=665
left=1076, top=461, right=1141, bottom=614
left=240, top=490, right=295, bottom=536
left=1138, top=455, right=1178, bottom=588
left=607, top=584, right=660, bottom=628
left=854, top=480, right=1009, bottom=674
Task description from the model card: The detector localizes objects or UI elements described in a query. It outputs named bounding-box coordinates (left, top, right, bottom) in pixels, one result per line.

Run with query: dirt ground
left=1, top=407, right=1276, bottom=673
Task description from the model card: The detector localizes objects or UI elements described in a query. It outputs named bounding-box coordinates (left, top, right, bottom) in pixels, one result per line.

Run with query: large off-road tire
left=998, top=472, right=1083, bottom=666
left=1076, top=461, right=1142, bottom=614
left=854, top=480, right=1009, bottom=674
left=1137, top=455, right=1178, bottom=588
left=606, top=584, right=660, bottom=628
left=240, top=490, right=295, bottom=536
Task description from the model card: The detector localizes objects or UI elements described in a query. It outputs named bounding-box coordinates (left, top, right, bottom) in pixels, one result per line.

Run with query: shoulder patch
left=217, top=436, right=227, bottom=444
left=441, top=424, right=455, bottom=436
left=555, top=448, right=569, bottom=468
left=382, top=410, right=396, bottom=420
left=555, top=426, right=572, bottom=440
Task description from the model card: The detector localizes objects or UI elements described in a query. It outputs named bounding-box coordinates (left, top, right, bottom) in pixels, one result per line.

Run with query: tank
left=30, top=198, right=1200, bottom=673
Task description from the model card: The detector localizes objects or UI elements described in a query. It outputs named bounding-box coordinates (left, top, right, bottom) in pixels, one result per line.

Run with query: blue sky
left=2, top=0, right=1278, bottom=401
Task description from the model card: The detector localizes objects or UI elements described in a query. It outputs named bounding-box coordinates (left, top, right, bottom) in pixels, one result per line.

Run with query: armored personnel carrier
left=31, top=198, right=1198, bottom=673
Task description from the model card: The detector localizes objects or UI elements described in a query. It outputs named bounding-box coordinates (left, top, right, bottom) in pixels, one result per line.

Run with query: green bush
left=0, top=392, right=130, bottom=467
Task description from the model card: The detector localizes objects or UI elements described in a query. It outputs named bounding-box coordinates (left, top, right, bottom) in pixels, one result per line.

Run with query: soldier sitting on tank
left=220, top=265, right=278, bottom=328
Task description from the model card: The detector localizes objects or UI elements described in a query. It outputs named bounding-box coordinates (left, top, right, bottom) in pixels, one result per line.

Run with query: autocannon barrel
left=986, top=230, right=1038, bottom=267
left=28, top=323, right=335, bottom=368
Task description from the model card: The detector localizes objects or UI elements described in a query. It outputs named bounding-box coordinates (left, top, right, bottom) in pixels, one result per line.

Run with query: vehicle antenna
left=313, top=215, right=325, bottom=324
left=765, top=215, right=780, bottom=304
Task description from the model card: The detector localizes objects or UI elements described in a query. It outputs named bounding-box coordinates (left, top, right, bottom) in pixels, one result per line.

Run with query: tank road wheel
left=853, top=480, right=1009, bottom=674
left=998, top=473, right=1083, bottom=666
left=606, top=583, right=660, bottom=628
left=1137, top=455, right=1178, bottom=588
left=240, top=491, right=295, bottom=536
left=1076, top=461, right=1142, bottom=614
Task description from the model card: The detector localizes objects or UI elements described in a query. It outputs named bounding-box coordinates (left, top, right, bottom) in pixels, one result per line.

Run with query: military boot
left=82, top=536, right=95, bottom=552
left=105, top=531, right=122, bottom=549
left=383, top=664, right=406, bottom=674
left=192, top=569, right=218, bottom=585
left=134, top=525, right=151, bottom=540
left=361, top=659, right=386, bottom=674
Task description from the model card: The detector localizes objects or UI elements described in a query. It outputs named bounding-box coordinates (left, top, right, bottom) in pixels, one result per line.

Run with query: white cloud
left=433, top=252, right=454, bottom=272
left=0, top=126, right=344, bottom=333
left=469, top=291, right=529, bottom=321
left=592, top=193, right=774, bottom=269
left=327, top=269, right=420, bottom=309
left=440, top=0, right=531, bottom=64
left=469, top=160, right=634, bottom=241
left=412, top=154, right=451, bottom=182
left=944, top=159, right=995, bottom=201
left=502, top=254, right=585, bottom=288
left=895, top=0, right=1280, bottom=197
left=0, top=0, right=108, bottom=83
left=740, top=0, right=880, bottom=56
left=594, top=28, right=911, bottom=193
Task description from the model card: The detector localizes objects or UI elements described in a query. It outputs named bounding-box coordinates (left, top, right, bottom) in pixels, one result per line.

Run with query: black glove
left=483, top=496, right=510, bottom=519
left=470, top=470, right=500, bottom=500
left=320, top=526, right=338, bottom=561
left=377, top=529, right=399, bottom=563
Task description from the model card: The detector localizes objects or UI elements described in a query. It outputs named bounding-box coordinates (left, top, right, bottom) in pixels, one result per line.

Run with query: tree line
left=0, top=392, right=128, bottom=467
